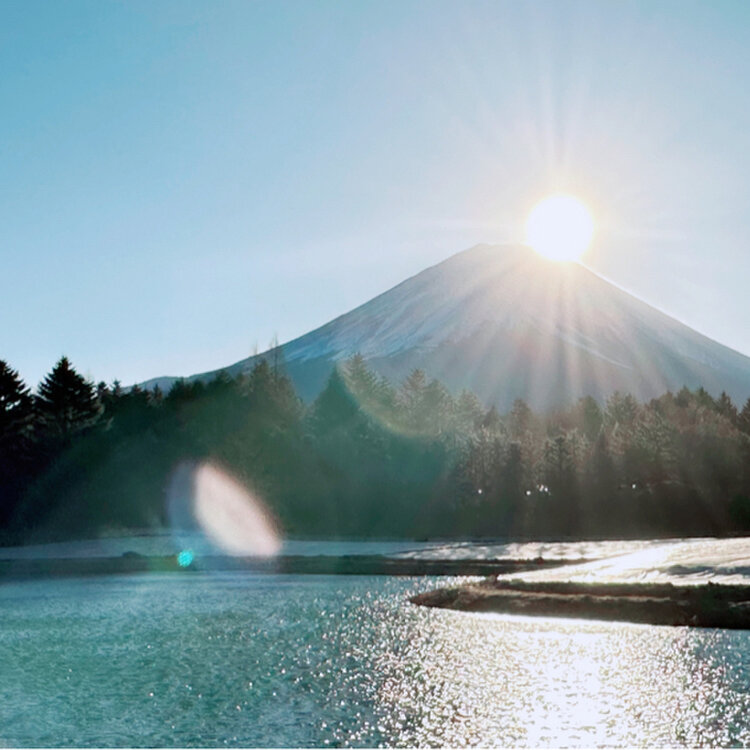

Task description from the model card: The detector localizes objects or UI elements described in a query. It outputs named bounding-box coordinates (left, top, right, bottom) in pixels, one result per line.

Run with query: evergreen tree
left=494, top=440, right=524, bottom=532
left=36, top=357, right=102, bottom=440
left=311, top=369, right=359, bottom=432
left=372, top=375, right=398, bottom=421
left=481, top=405, right=502, bottom=432
left=100, top=380, right=123, bottom=418
left=343, top=355, right=378, bottom=398
left=675, top=386, right=692, bottom=408
left=695, top=386, right=716, bottom=410
left=422, top=378, right=452, bottom=437
left=540, top=433, right=580, bottom=535
left=454, top=390, right=483, bottom=434
left=542, top=434, right=577, bottom=494
left=588, top=433, right=617, bottom=494
left=96, top=381, right=109, bottom=402
left=577, top=395, right=603, bottom=440
left=150, top=384, right=164, bottom=406
left=0, top=360, right=34, bottom=445
left=629, top=409, right=677, bottom=485
left=716, top=391, right=738, bottom=422
left=605, top=391, right=639, bottom=428
left=509, top=398, right=532, bottom=438
left=110, top=384, right=153, bottom=435
left=739, top=397, right=750, bottom=435
left=244, top=359, right=300, bottom=423
left=0, top=361, right=36, bottom=528
left=165, top=378, right=206, bottom=409
left=399, top=369, right=428, bottom=432
left=341, top=355, right=390, bottom=423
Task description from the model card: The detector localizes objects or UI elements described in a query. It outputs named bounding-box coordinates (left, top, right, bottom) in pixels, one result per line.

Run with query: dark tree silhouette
left=0, top=361, right=35, bottom=529
left=739, top=397, right=750, bottom=435
left=716, top=391, right=738, bottom=422
left=2, top=351, right=750, bottom=542
left=577, top=395, right=603, bottom=440
left=36, top=357, right=102, bottom=441
left=0, top=360, right=34, bottom=443
left=509, top=398, right=532, bottom=438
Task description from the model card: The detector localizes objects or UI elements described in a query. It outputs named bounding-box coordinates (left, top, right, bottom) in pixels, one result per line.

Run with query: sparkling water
left=2, top=569, right=750, bottom=747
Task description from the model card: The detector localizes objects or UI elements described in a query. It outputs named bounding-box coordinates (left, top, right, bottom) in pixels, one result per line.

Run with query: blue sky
left=3, top=0, right=750, bottom=388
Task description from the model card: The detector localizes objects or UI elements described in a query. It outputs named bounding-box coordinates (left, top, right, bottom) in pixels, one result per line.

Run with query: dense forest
left=2, top=354, right=750, bottom=544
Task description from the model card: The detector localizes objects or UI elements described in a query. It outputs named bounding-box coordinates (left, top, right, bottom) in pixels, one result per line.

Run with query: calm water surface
left=2, top=570, right=750, bottom=747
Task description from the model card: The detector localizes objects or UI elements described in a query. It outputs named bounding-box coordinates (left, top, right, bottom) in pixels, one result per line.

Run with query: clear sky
left=3, top=0, right=750, bottom=388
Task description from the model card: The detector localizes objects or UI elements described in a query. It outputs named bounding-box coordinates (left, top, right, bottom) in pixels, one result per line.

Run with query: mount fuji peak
left=144, top=244, right=750, bottom=410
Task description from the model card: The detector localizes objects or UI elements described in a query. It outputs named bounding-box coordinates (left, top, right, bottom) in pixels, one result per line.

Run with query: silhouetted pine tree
left=508, top=398, right=532, bottom=438
left=36, top=357, right=102, bottom=441
left=675, top=386, right=693, bottom=408
left=109, top=384, right=154, bottom=435
left=166, top=378, right=205, bottom=405
left=0, top=361, right=34, bottom=444
left=0, top=361, right=36, bottom=529
left=605, top=391, right=639, bottom=429
left=311, top=369, right=359, bottom=433
left=493, top=440, right=524, bottom=534
left=399, top=369, right=428, bottom=432
left=454, top=390, right=484, bottom=434
left=584, top=432, right=619, bottom=532
left=422, top=379, right=453, bottom=437
left=540, top=434, right=579, bottom=535
left=739, top=398, right=750, bottom=435
left=716, top=391, right=738, bottom=422
left=577, top=395, right=603, bottom=440
left=343, top=354, right=377, bottom=396
left=695, top=386, right=716, bottom=410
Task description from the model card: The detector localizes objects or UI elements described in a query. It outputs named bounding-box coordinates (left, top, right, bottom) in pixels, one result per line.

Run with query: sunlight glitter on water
left=366, top=608, right=750, bottom=747
left=2, top=573, right=750, bottom=747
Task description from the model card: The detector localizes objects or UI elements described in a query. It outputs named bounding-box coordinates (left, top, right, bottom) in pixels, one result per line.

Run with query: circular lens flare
left=525, top=194, right=595, bottom=262
left=177, top=549, right=194, bottom=567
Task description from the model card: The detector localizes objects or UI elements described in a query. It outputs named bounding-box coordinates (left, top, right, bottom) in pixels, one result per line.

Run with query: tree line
left=2, top=354, right=750, bottom=542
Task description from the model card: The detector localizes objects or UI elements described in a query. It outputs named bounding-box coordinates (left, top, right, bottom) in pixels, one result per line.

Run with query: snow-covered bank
left=411, top=538, right=750, bottom=628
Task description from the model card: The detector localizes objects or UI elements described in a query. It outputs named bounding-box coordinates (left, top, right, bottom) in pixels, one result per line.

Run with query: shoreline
left=410, top=578, right=750, bottom=629
left=4, top=550, right=750, bottom=629
left=0, top=553, right=579, bottom=580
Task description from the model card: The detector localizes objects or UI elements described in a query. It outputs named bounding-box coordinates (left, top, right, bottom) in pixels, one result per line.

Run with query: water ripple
left=0, top=573, right=749, bottom=747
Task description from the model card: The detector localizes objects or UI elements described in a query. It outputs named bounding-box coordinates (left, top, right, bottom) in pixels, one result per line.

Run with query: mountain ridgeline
left=3, top=354, right=750, bottom=542
left=143, top=244, right=750, bottom=410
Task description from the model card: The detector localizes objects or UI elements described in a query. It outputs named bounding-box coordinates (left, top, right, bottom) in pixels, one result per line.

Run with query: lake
left=2, top=546, right=750, bottom=747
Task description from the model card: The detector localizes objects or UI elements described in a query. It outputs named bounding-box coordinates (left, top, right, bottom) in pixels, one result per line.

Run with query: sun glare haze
left=525, top=195, right=595, bottom=262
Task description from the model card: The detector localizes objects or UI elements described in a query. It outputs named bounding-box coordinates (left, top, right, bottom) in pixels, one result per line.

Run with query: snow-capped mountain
left=142, top=244, right=750, bottom=409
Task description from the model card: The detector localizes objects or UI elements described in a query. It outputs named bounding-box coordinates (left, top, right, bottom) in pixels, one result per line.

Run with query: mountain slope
left=142, top=244, right=750, bottom=409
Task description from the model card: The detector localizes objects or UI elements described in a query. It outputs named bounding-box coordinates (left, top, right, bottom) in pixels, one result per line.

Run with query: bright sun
left=525, top=194, right=595, bottom=262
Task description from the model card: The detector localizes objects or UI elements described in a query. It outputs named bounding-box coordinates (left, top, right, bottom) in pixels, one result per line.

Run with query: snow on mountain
left=140, top=244, right=750, bottom=409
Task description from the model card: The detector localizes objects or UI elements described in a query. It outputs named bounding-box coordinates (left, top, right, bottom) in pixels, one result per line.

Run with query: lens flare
left=177, top=549, right=194, bottom=567
left=167, top=461, right=282, bottom=558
